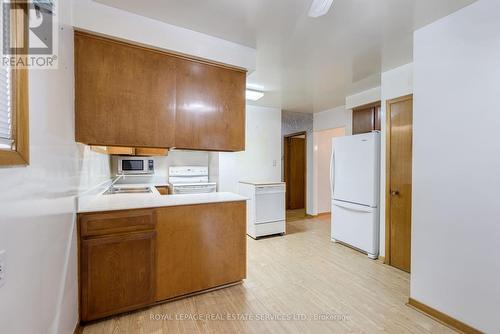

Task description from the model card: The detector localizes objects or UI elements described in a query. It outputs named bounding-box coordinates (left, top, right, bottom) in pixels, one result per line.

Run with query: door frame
left=283, top=131, right=307, bottom=211
left=385, top=94, right=413, bottom=266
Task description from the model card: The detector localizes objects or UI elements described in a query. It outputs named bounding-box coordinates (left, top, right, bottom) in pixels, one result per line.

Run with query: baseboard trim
left=308, top=212, right=331, bottom=218
left=73, top=322, right=83, bottom=334
left=407, top=298, right=483, bottom=334
left=80, top=281, right=244, bottom=327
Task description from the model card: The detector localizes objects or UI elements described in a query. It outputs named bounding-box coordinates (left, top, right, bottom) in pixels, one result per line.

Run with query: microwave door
left=119, top=158, right=153, bottom=175
left=122, top=160, right=144, bottom=172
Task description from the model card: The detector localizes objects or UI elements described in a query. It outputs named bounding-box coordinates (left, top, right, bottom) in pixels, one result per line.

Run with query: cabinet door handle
left=390, top=190, right=400, bottom=196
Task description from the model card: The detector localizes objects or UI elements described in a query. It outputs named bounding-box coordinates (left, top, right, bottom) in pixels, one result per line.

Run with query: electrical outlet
left=0, top=250, right=5, bottom=288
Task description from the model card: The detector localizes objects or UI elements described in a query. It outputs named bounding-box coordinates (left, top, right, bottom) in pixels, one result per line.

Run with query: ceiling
left=95, top=0, right=476, bottom=113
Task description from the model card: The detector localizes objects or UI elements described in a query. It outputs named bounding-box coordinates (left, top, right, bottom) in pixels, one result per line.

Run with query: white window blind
left=0, top=67, right=12, bottom=149
left=0, top=6, right=12, bottom=150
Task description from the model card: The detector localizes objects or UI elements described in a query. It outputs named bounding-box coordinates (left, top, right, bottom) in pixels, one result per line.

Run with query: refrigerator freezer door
left=331, top=200, right=379, bottom=256
left=332, top=132, right=380, bottom=207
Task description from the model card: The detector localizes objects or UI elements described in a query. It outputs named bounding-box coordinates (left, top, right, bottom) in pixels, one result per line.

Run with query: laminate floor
left=82, top=215, right=455, bottom=334
left=286, top=209, right=307, bottom=222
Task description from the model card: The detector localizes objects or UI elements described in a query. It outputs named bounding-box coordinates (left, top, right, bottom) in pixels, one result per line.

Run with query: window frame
left=0, top=1, right=29, bottom=166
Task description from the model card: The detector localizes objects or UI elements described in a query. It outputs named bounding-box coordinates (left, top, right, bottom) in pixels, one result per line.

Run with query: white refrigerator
left=330, top=132, right=380, bottom=259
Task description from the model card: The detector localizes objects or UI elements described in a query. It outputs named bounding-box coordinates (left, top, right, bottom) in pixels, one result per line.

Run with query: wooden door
left=155, top=202, right=246, bottom=301
left=75, top=32, right=176, bottom=148
left=387, top=95, right=413, bottom=272
left=174, top=58, right=246, bottom=151
left=285, top=136, right=306, bottom=210
left=80, top=231, right=156, bottom=321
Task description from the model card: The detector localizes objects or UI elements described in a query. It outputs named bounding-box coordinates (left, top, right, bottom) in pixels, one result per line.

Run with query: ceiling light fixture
left=308, top=0, right=334, bottom=18
left=246, top=83, right=265, bottom=91
left=246, top=89, right=264, bottom=101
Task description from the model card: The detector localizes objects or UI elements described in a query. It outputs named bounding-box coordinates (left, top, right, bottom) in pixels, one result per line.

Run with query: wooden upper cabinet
left=175, top=59, right=246, bottom=151
left=352, top=102, right=381, bottom=135
left=374, top=105, right=381, bottom=131
left=75, top=31, right=246, bottom=152
left=75, top=32, right=176, bottom=148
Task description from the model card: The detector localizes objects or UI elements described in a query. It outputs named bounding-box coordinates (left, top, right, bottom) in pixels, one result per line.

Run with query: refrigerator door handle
left=330, top=147, right=335, bottom=198
left=333, top=200, right=375, bottom=213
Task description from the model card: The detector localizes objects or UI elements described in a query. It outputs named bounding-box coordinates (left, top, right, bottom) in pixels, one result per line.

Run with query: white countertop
left=77, top=183, right=247, bottom=213
left=239, top=181, right=285, bottom=186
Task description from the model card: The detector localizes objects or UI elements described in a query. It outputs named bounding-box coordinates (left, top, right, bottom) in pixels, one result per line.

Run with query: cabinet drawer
left=79, top=210, right=155, bottom=238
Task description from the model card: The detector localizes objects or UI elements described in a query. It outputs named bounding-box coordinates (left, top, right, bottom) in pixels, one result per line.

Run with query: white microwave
left=118, top=157, right=154, bottom=175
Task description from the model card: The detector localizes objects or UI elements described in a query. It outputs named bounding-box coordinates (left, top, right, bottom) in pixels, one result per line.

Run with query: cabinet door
left=352, top=107, right=375, bottom=135
left=155, top=202, right=246, bottom=301
left=374, top=106, right=381, bottom=131
left=80, top=231, right=156, bottom=321
left=175, top=59, right=246, bottom=151
left=75, top=32, right=176, bottom=148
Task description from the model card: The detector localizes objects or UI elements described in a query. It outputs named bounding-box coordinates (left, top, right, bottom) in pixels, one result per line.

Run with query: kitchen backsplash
left=110, top=150, right=210, bottom=184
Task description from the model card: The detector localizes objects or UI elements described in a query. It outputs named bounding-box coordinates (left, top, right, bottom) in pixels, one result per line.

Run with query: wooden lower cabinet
left=155, top=202, right=247, bottom=300
left=78, top=201, right=246, bottom=322
left=80, top=231, right=156, bottom=321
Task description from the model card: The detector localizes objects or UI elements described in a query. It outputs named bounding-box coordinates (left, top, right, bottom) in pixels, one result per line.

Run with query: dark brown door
left=285, top=136, right=306, bottom=210
left=388, top=95, right=413, bottom=272
left=80, top=231, right=156, bottom=321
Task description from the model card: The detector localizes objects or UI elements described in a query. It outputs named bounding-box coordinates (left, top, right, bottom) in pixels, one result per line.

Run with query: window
left=0, top=66, right=12, bottom=149
left=0, top=1, right=29, bottom=166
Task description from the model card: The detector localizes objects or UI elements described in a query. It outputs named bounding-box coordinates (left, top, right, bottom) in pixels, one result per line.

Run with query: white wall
left=218, top=105, right=282, bottom=193
left=71, top=0, right=256, bottom=71
left=379, top=63, right=413, bottom=257
left=0, top=3, right=111, bottom=333
left=313, top=105, right=352, bottom=135
left=111, top=150, right=210, bottom=184
left=313, top=128, right=346, bottom=214
left=311, top=105, right=350, bottom=215
left=412, top=1, right=499, bottom=332
left=345, top=87, right=381, bottom=110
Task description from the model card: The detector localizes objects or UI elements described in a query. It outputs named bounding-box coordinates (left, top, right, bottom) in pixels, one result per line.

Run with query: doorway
left=284, top=132, right=306, bottom=215
left=315, top=127, right=346, bottom=214
left=385, top=94, right=413, bottom=273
